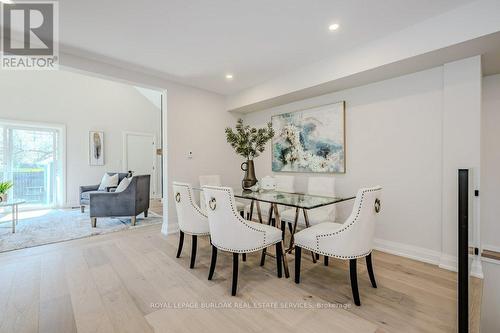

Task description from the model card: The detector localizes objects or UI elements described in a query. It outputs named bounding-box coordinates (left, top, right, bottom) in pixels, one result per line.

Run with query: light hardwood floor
left=0, top=224, right=461, bottom=333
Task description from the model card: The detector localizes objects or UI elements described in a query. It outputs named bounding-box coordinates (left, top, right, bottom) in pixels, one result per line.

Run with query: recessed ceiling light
left=225, top=74, right=233, bottom=80
left=328, top=23, right=340, bottom=31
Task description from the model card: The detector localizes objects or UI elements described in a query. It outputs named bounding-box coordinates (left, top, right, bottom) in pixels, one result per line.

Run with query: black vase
left=241, top=160, right=257, bottom=190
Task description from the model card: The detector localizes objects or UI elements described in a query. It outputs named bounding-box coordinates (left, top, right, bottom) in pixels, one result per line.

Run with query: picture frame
left=89, top=131, right=104, bottom=166
left=272, top=101, right=345, bottom=173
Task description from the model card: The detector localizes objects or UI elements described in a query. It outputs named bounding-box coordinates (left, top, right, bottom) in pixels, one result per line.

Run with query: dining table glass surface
left=194, top=186, right=353, bottom=210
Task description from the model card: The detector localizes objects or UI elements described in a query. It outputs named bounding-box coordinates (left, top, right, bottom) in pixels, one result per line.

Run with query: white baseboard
left=375, top=238, right=486, bottom=276
left=373, top=238, right=442, bottom=266
left=438, top=254, right=458, bottom=272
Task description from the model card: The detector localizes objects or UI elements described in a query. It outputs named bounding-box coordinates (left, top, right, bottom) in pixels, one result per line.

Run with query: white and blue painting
left=272, top=102, right=345, bottom=173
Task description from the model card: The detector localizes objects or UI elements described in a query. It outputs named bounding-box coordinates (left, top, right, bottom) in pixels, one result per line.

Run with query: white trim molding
left=439, top=254, right=458, bottom=272
left=373, top=238, right=441, bottom=266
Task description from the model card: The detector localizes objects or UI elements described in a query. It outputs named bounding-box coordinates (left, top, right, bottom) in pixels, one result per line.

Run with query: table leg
left=249, top=200, right=254, bottom=221
left=266, top=204, right=273, bottom=225
left=272, top=203, right=290, bottom=278
left=256, top=201, right=263, bottom=224
left=287, top=207, right=300, bottom=253
left=303, top=210, right=317, bottom=263
left=12, top=205, right=15, bottom=233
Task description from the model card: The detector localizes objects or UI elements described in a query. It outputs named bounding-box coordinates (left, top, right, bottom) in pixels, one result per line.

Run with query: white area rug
left=0, top=208, right=163, bottom=253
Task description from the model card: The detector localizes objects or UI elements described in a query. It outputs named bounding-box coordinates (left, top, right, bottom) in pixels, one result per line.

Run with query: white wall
left=0, top=70, right=161, bottom=207
left=244, top=67, right=444, bottom=259
left=441, top=56, right=482, bottom=270
left=481, top=74, right=500, bottom=251
left=164, top=83, right=242, bottom=233
left=243, top=57, right=483, bottom=269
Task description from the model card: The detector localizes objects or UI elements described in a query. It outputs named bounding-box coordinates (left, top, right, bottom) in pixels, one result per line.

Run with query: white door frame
left=122, top=131, right=158, bottom=198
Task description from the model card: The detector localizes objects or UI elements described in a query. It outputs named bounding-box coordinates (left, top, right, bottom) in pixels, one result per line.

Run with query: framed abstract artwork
left=272, top=101, right=345, bottom=173
left=89, top=131, right=104, bottom=166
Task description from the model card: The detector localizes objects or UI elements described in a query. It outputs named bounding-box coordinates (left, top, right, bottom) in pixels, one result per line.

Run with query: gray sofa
left=79, top=172, right=128, bottom=212
left=80, top=174, right=151, bottom=227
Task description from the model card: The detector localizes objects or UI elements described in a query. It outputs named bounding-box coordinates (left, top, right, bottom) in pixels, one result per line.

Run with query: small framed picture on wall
left=89, top=131, right=104, bottom=166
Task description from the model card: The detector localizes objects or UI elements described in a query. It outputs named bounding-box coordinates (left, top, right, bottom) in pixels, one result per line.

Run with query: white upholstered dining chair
left=202, top=185, right=288, bottom=296
left=172, top=182, right=210, bottom=269
left=294, top=186, right=382, bottom=306
left=199, top=175, right=246, bottom=215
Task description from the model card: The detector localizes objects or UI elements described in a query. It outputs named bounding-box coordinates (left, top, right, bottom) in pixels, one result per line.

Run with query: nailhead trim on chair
left=297, top=187, right=382, bottom=260
left=203, top=185, right=280, bottom=253
left=178, top=183, right=208, bottom=218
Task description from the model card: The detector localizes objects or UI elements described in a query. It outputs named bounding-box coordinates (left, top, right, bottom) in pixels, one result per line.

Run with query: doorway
left=0, top=121, right=64, bottom=209
left=123, top=132, right=159, bottom=198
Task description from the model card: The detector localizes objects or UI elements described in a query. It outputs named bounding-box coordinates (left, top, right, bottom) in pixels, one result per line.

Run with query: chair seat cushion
left=81, top=190, right=103, bottom=200
left=294, top=222, right=343, bottom=251
left=280, top=207, right=333, bottom=226
left=257, top=222, right=282, bottom=247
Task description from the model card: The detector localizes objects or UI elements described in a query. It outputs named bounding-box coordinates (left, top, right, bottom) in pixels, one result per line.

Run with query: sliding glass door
left=0, top=123, right=62, bottom=209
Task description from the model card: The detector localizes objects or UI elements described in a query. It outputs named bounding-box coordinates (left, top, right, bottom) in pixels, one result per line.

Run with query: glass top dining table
left=194, top=186, right=355, bottom=274
left=194, top=186, right=354, bottom=210
left=233, top=188, right=353, bottom=210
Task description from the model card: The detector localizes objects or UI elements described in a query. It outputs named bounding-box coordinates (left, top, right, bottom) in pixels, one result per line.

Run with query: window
left=0, top=121, right=64, bottom=209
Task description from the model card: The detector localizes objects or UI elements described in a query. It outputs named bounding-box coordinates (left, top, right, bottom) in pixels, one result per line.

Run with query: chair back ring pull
left=175, top=192, right=181, bottom=203
left=374, top=198, right=381, bottom=213
left=208, top=198, right=217, bottom=211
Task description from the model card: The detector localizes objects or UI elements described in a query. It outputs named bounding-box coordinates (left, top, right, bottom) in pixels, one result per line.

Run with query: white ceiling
left=59, top=0, right=474, bottom=95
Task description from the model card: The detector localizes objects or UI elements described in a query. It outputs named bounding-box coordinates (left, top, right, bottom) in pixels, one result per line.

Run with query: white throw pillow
left=98, top=173, right=119, bottom=191
left=115, top=177, right=131, bottom=192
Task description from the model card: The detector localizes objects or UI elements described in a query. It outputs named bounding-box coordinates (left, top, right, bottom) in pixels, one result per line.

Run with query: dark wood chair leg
left=144, top=209, right=149, bottom=218
left=242, top=253, right=247, bottom=262
left=366, top=253, right=377, bottom=288
left=287, top=222, right=293, bottom=235
left=350, top=259, right=361, bottom=306
left=90, top=217, right=97, bottom=228
left=276, top=243, right=283, bottom=278
left=324, top=256, right=329, bottom=266
left=281, top=221, right=286, bottom=241
left=260, top=248, right=266, bottom=266
left=240, top=211, right=244, bottom=218
left=189, top=235, right=197, bottom=269
left=208, top=245, right=217, bottom=280
left=232, top=253, right=239, bottom=296
left=295, top=246, right=302, bottom=284
left=176, top=231, right=184, bottom=258
left=81, top=205, right=85, bottom=213
left=315, top=253, right=320, bottom=260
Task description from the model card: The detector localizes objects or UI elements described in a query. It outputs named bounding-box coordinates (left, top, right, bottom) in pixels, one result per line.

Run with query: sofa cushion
left=98, top=173, right=119, bottom=191
left=116, top=177, right=131, bottom=192
left=81, top=190, right=103, bottom=200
